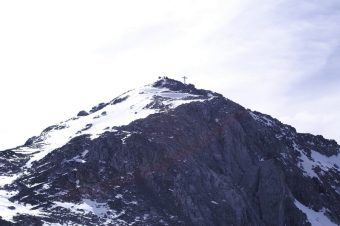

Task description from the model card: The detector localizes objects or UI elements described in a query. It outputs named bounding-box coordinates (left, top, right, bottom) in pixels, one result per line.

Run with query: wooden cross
left=182, top=76, right=188, bottom=84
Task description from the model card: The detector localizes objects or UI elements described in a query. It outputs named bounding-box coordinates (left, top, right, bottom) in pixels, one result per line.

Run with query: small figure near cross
left=182, top=76, right=188, bottom=84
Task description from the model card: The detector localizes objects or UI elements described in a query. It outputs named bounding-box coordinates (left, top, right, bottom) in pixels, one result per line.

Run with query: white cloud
left=0, top=0, right=339, bottom=149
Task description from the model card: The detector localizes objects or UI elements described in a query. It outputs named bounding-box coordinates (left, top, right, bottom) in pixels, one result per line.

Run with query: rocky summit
left=0, top=78, right=339, bottom=226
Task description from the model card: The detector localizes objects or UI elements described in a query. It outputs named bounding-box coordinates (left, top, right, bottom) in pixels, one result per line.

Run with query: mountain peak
left=152, top=77, right=218, bottom=97
left=1, top=78, right=340, bottom=226
left=152, top=77, right=187, bottom=89
left=12, top=79, right=218, bottom=168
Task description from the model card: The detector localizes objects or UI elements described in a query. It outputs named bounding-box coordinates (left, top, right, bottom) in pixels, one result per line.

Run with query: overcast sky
left=1, top=0, right=340, bottom=150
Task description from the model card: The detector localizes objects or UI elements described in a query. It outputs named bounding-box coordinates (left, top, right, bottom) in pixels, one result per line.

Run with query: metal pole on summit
left=182, top=76, right=188, bottom=84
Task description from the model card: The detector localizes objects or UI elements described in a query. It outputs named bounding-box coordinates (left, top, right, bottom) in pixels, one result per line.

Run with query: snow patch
left=68, top=155, right=86, bottom=164
left=115, top=194, right=123, bottom=199
left=295, top=200, right=337, bottom=226
left=0, top=189, right=45, bottom=222
left=53, top=199, right=110, bottom=217
left=121, top=133, right=132, bottom=144
left=0, top=175, right=19, bottom=187
left=81, top=150, right=89, bottom=158
left=43, top=223, right=64, bottom=226
left=249, top=112, right=275, bottom=127
left=293, top=142, right=340, bottom=178
left=310, top=150, right=340, bottom=171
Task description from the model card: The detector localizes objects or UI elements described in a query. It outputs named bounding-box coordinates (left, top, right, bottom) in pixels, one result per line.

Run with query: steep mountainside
left=0, top=78, right=339, bottom=226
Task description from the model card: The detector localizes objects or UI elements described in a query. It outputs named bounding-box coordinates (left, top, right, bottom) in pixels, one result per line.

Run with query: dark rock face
left=77, top=110, right=89, bottom=117
left=0, top=80, right=339, bottom=226
left=0, top=219, right=13, bottom=226
left=89, top=103, right=108, bottom=114
left=111, top=95, right=129, bottom=105
left=0, top=150, right=27, bottom=175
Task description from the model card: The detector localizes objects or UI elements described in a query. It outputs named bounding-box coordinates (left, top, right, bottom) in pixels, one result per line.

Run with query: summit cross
left=182, top=76, right=188, bottom=84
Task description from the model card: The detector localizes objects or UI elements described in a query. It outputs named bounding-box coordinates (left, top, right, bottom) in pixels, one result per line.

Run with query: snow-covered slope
left=14, top=79, right=216, bottom=168
left=0, top=78, right=217, bottom=224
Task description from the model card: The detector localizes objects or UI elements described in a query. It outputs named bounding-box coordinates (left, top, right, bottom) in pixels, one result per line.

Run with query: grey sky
left=0, top=0, right=339, bottom=150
